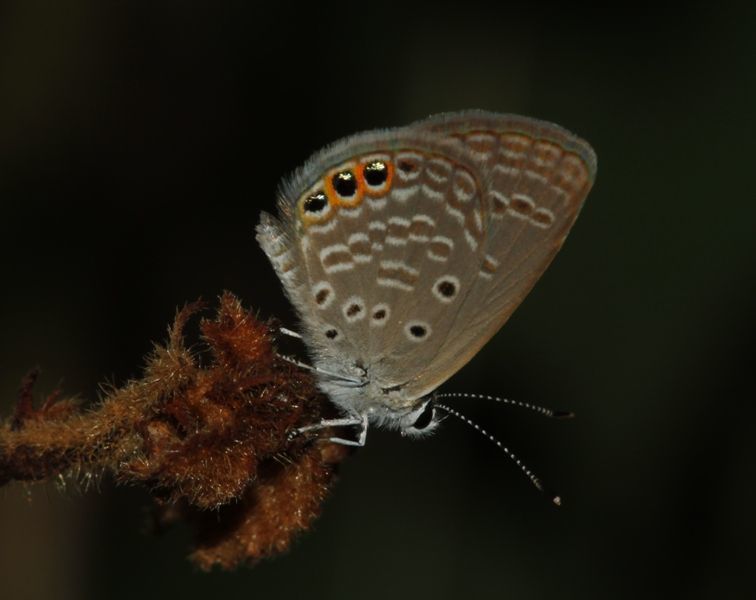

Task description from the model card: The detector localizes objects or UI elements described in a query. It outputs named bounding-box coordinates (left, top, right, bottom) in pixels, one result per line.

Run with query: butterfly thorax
left=313, top=356, right=422, bottom=427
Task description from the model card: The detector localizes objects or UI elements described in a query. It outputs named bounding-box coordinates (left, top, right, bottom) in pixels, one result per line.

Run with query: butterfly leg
left=292, top=413, right=369, bottom=447
left=327, top=413, right=369, bottom=447
left=278, top=326, right=302, bottom=339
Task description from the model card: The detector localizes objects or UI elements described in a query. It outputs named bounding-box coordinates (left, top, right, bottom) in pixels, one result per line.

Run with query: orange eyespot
left=299, top=188, right=334, bottom=225
left=299, top=156, right=395, bottom=229
left=325, top=167, right=364, bottom=208
left=358, top=158, right=393, bottom=196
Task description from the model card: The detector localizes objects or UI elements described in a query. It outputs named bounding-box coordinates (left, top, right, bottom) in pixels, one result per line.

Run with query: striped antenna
left=435, top=392, right=574, bottom=419
left=434, top=402, right=562, bottom=507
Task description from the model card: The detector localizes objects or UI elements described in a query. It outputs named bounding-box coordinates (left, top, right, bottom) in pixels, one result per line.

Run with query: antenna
left=435, top=392, right=574, bottom=419
left=434, top=402, right=563, bottom=507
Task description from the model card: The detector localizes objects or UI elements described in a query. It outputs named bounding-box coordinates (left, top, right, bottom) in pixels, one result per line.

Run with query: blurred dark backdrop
left=1, top=2, right=754, bottom=599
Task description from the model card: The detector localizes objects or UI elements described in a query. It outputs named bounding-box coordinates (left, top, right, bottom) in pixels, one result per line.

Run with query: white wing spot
left=464, top=229, right=479, bottom=251
left=550, top=185, right=568, bottom=199
left=324, top=326, right=340, bottom=341
left=426, top=158, right=452, bottom=183
left=392, top=185, right=420, bottom=203
left=507, top=193, right=535, bottom=220
left=466, top=133, right=496, bottom=161
left=409, top=214, right=435, bottom=243
left=531, top=207, right=555, bottom=229
left=405, top=320, right=432, bottom=342
left=524, top=169, right=548, bottom=184
left=325, top=262, right=355, bottom=273
left=348, top=232, right=373, bottom=262
left=533, top=142, right=560, bottom=167
left=378, top=260, right=418, bottom=291
left=428, top=235, right=454, bottom=262
left=377, top=278, right=413, bottom=292
left=413, top=214, right=435, bottom=226
left=479, top=254, right=499, bottom=279
left=489, top=190, right=510, bottom=218
left=493, top=164, right=520, bottom=178
left=421, top=184, right=445, bottom=201
left=340, top=206, right=364, bottom=219
left=452, top=171, right=476, bottom=202
left=320, top=244, right=350, bottom=262
left=499, top=148, right=526, bottom=160
left=388, top=216, right=411, bottom=227
left=472, top=208, right=483, bottom=233
left=320, top=243, right=355, bottom=273
left=367, top=197, right=388, bottom=210
left=445, top=204, right=466, bottom=226
left=370, top=303, right=391, bottom=327
left=312, top=281, right=335, bottom=309
left=308, top=220, right=338, bottom=235
left=380, top=260, right=418, bottom=276
left=348, top=233, right=369, bottom=244
left=394, top=152, right=423, bottom=181
left=386, top=216, right=410, bottom=246
left=432, top=275, right=461, bottom=303
left=342, top=296, right=366, bottom=323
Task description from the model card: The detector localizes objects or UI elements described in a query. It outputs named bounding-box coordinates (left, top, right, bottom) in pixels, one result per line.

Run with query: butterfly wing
left=258, top=111, right=596, bottom=411
left=398, top=111, right=597, bottom=399
left=257, top=126, right=490, bottom=399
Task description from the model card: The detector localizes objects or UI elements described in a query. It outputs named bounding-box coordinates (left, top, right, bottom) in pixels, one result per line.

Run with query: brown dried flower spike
left=0, top=292, right=350, bottom=570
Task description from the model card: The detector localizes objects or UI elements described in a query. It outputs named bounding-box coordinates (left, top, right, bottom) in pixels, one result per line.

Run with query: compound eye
left=412, top=401, right=435, bottom=430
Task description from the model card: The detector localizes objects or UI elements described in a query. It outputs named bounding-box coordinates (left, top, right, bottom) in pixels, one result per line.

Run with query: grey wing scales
left=400, top=111, right=597, bottom=399
left=257, top=111, right=596, bottom=406
left=259, top=126, right=488, bottom=395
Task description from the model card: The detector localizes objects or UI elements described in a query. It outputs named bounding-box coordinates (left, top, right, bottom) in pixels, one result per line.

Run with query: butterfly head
left=314, top=367, right=440, bottom=436
left=398, top=398, right=440, bottom=437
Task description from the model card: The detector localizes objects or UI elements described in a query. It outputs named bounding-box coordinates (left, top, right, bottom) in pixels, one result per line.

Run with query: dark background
left=1, top=2, right=754, bottom=599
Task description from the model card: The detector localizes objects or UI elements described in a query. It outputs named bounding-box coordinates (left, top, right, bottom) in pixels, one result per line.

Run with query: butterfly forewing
left=400, top=112, right=596, bottom=398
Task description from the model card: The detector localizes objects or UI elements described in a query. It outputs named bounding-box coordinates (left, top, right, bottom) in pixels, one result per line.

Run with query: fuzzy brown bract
left=0, top=292, right=349, bottom=570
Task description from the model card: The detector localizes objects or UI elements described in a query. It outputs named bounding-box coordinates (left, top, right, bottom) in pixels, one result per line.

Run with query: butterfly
left=257, top=110, right=596, bottom=447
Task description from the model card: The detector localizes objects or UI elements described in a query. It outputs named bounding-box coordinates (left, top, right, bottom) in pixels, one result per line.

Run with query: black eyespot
left=304, top=191, right=327, bottom=213
left=409, top=325, right=427, bottom=338
left=364, top=161, right=388, bottom=186
left=325, top=329, right=338, bottom=339
left=397, top=160, right=416, bottom=173
left=412, top=402, right=434, bottom=430
left=332, top=171, right=357, bottom=197
left=437, top=280, right=456, bottom=298
left=372, top=308, right=386, bottom=320
left=315, top=288, right=330, bottom=305
left=346, top=303, right=362, bottom=317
